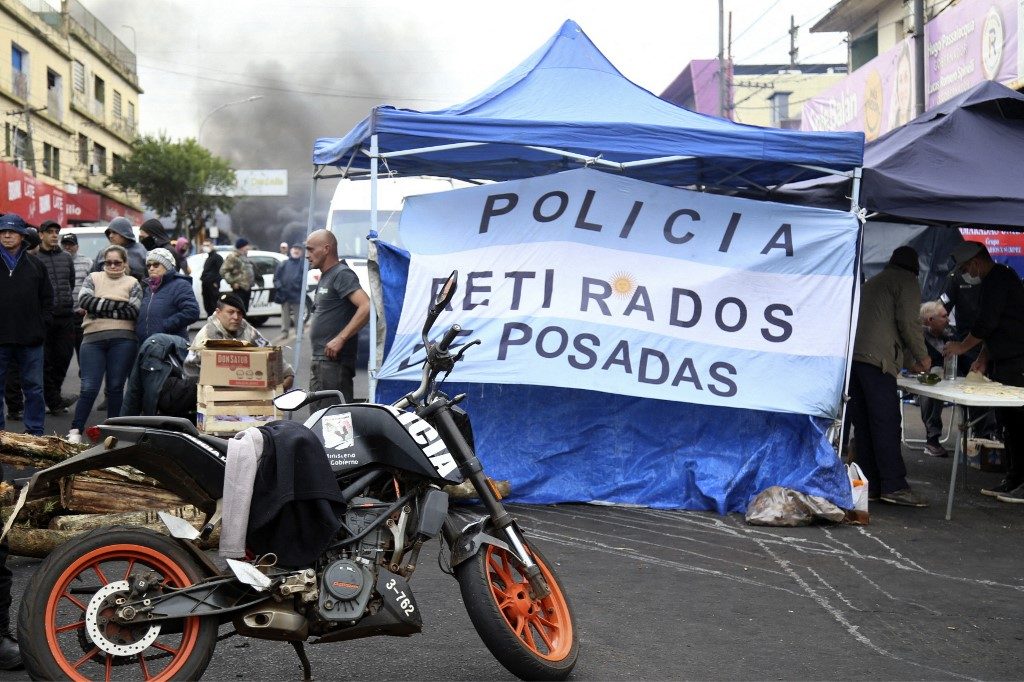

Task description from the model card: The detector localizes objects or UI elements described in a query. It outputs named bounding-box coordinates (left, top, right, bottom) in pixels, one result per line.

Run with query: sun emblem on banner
left=610, top=272, right=637, bottom=298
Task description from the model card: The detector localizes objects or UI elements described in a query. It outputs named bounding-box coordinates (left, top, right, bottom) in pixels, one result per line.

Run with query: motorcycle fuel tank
left=306, top=403, right=462, bottom=484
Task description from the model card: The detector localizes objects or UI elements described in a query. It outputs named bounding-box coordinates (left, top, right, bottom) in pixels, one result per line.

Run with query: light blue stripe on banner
left=379, top=315, right=847, bottom=419
left=400, top=168, right=859, bottom=278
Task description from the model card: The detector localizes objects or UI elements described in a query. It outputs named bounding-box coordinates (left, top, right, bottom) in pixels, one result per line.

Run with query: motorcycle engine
left=317, top=496, right=386, bottom=622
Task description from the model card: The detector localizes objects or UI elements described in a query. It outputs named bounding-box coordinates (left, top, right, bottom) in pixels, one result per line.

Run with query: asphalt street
left=0, top=315, right=1022, bottom=679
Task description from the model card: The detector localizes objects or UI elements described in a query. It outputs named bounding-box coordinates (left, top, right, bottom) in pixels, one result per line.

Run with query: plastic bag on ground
left=745, top=486, right=846, bottom=526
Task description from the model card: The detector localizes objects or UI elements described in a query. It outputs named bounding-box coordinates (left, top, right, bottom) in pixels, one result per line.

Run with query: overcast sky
left=76, top=1, right=848, bottom=241
left=85, top=1, right=847, bottom=149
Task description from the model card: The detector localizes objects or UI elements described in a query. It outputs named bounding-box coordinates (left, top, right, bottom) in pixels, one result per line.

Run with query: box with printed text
left=198, top=340, right=284, bottom=389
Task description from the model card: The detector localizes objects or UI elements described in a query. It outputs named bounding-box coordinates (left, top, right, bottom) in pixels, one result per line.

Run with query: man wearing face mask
left=199, top=240, right=224, bottom=316
left=943, top=241, right=1024, bottom=502
left=139, top=218, right=187, bottom=273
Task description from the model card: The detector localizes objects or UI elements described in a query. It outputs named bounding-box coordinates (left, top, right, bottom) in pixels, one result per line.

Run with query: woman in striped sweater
left=67, top=245, right=143, bottom=443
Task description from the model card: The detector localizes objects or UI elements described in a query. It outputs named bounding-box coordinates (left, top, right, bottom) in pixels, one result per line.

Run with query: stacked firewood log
left=0, top=432, right=217, bottom=557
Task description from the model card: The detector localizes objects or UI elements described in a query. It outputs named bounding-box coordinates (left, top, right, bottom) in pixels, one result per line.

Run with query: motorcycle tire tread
left=455, top=541, right=579, bottom=681
left=17, top=526, right=219, bottom=681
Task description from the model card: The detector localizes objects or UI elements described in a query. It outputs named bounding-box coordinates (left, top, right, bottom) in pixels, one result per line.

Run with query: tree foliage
left=106, top=134, right=236, bottom=238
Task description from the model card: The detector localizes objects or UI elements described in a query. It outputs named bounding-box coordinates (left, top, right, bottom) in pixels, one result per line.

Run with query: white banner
left=379, top=168, right=859, bottom=418
left=231, top=169, right=288, bottom=196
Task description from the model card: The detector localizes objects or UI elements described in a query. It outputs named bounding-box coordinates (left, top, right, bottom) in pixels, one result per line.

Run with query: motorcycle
left=11, top=270, right=579, bottom=681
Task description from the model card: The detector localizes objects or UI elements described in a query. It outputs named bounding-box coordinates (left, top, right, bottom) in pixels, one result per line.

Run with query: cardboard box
left=198, top=340, right=284, bottom=388
left=196, top=384, right=282, bottom=435
left=966, top=437, right=1008, bottom=473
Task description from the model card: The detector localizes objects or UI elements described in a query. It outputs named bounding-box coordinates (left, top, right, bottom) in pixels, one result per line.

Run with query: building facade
left=803, top=0, right=1023, bottom=140
left=660, top=58, right=847, bottom=129
left=0, top=0, right=142, bottom=224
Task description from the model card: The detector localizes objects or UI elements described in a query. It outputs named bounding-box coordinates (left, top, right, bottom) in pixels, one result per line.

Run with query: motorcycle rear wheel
left=456, top=540, right=578, bottom=680
left=18, top=526, right=218, bottom=681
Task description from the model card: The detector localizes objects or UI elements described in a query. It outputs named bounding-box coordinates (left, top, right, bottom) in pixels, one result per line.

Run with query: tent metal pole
left=837, top=166, right=865, bottom=459
left=293, top=170, right=318, bottom=385
left=382, top=141, right=483, bottom=158
left=368, top=134, right=380, bottom=402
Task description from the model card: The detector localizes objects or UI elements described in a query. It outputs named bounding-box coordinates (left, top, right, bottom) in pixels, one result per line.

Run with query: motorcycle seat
left=103, top=416, right=228, bottom=455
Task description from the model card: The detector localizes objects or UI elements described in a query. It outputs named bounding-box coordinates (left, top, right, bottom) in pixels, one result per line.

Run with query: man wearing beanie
left=847, top=245, right=931, bottom=507
left=220, top=238, right=255, bottom=310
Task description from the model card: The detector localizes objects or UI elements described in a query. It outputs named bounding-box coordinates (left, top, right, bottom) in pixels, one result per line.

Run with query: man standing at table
left=848, top=246, right=932, bottom=507
left=943, top=241, right=1024, bottom=502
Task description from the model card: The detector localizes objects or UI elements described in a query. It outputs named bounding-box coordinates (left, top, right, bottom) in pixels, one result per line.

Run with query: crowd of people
left=0, top=215, right=370, bottom=443
left=848, top=242, right=1024, bottom=508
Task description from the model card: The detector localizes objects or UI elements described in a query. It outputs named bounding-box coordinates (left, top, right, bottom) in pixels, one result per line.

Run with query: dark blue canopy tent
left=769, top=80, right=1024, bottom=229
left=301, top=20, right=866, bottom=512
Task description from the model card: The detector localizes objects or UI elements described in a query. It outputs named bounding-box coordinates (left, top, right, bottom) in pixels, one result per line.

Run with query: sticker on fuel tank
left=380, top=406, right=458, bottom=478
left=321, top=412, right=354, bottom=450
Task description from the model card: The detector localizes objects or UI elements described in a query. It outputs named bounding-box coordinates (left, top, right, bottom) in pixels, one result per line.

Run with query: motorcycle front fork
left=433, top=407, right=551, bottom=599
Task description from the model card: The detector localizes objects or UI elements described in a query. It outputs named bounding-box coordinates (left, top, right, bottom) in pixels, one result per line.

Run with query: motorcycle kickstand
left=290, top=640, right=313, bottom=681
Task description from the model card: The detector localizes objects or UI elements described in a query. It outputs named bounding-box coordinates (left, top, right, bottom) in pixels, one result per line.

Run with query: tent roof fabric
left=314, top=20, right=863, bottom=189
left=773, top=80, right=1024, bottom=230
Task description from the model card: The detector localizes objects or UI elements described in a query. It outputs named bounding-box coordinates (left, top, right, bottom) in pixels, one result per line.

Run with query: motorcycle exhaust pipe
left=234, top=603, right=309, bottom=641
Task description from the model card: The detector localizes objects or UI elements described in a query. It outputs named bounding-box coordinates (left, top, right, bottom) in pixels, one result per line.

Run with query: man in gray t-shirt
left=305, top=229, right=370, bottom=412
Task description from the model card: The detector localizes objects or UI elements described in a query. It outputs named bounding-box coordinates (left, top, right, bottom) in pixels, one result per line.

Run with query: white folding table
left=896, top=376, right=1024, bottom=520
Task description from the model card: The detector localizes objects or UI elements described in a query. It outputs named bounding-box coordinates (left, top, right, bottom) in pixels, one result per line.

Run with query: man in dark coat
left=943, top=241, right=1024, bottom=502
left=1, top=214, right=54, bottom=438
left=847, top=246, right=931, bottom=508
left=139, top=218, right=188, bottom=273
left=199, top=240, right=224, bottom=316
left=273, top=243, right=305, bottom=341
left=36, top=220, right=78, bottom=415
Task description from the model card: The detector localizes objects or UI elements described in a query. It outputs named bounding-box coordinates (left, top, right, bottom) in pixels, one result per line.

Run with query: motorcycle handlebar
left=437, top=324, right=461, bottom=353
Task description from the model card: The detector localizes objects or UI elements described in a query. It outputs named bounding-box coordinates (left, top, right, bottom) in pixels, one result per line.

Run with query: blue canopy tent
left=301, top=20, right=866, bottom=512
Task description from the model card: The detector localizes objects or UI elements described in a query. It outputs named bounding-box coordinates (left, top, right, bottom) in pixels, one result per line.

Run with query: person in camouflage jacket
left=220, top=238, right=256, bottom=310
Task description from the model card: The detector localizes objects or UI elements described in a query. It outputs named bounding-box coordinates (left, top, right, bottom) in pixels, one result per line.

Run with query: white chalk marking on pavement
left=748, top=534, right=979, bottom=681
left=524, top=527, right=807, bottom=597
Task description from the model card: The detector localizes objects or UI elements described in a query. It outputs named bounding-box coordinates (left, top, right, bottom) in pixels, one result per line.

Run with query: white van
left=325, top=176, right=473, bottom=282
left=324, top=176, right=471, bottom=368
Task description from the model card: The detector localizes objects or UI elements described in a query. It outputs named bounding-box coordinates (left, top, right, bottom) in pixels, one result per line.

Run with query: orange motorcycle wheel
left=18, top=527, right=217, bottom=681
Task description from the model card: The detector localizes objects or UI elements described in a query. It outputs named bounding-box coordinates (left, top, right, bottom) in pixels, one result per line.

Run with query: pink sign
left=803, top=0, right=1019, bottom=139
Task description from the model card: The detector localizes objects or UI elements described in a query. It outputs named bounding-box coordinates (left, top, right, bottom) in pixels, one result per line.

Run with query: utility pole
left=789, top=16, right=799, bottom=67
left=913, top=0, right=926, bottom=115
left=21, top=103, right=37, bottom=176
left=718, top=0, right=726, bottom=118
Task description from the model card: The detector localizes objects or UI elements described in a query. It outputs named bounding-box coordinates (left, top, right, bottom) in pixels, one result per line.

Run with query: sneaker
left=5, top=410, right=21, bottom=421
left=924, top=441, right=948, bottom=458
left=66, top=429, right=82, bottom=444
left=0, top=635, right=21, bottom=670
left=48, top=394, right=78, bottom=416
left=995, top=482, right=1024, bottom=504
left=980, top=478, right=1022, bottom=497
left=879, top=488, right=929, bottom=507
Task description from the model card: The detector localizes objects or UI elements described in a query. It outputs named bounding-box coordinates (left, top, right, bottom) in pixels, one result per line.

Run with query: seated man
left=919, top=301, right=954, bottom=457
left=184, top=292, right=294, bottom=390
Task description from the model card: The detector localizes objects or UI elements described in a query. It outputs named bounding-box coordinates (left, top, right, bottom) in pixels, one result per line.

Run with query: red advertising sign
left=99, top=197, right=143, bottom=225
left=961, top=228, right=1024, bottom=257
left=1, top=162, right=105, bottom=224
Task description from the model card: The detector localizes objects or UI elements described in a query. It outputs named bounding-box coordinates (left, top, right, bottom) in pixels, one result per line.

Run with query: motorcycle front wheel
left=456, top=540, right=578, bottom=680
left=18, top=526, right=218, bottom=681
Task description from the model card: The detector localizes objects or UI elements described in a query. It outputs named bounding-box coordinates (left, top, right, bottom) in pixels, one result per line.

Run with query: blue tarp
left=314, top=20, right=863, bottom=190
left=319, top=20, right=862, bottom=511
left=375, top=242, right=851, bottom=511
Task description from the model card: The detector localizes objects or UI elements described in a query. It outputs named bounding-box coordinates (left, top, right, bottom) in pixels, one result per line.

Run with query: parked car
left=186, top=249, right=317, bottom=327
left=60, top=224, right=140, bottom=264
